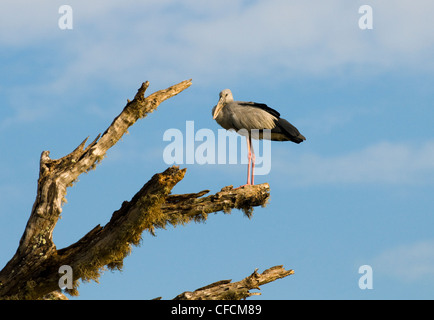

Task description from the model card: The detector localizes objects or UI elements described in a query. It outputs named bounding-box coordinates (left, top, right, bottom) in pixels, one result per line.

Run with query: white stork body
left=212, top=89, right=305, bottom=186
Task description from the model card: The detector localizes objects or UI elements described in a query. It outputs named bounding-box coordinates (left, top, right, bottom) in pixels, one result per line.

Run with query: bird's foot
left=234, top=183, right=253, bottom=190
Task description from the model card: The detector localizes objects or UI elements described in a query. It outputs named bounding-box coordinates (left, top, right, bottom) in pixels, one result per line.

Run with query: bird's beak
left=213, top=99, right=224, bottom=120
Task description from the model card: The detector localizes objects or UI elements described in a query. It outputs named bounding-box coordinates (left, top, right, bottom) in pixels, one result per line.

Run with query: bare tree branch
left=172, top=266, right=294, bottom=300
left=162, top=183, right=270, bottom=222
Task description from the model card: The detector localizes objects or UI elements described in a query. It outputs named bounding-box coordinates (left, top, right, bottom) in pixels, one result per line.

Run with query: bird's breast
left=214, top=109, right=235, bottom=131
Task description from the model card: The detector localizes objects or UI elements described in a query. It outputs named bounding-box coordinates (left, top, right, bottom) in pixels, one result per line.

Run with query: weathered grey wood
left=173, top=266, right=294, bottom=300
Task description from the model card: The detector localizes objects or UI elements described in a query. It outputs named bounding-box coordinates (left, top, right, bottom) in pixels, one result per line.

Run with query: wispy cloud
left=2, top=1, right=433, bottom=133
left=2, top=0, right=433, bottom=90
left=274, top=140, right=434, bottom=186
left=373, top=240, right=434, bottom=282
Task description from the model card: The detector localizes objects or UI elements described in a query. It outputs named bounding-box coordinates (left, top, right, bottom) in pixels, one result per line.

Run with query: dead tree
left=0, top=80, right=293, bottom=300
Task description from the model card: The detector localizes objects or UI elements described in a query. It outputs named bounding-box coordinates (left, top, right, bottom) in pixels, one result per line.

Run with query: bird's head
left=213, top=89, right=234, bottom=120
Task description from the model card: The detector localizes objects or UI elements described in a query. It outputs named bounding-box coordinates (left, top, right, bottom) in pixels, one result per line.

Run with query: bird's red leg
left=251, top=137, right=255, bottom=185
left=246, top=136, right=252, bottom=185
left=235, top=136, right=252, bottom=189
left=234, top=136, right=254, bottom=189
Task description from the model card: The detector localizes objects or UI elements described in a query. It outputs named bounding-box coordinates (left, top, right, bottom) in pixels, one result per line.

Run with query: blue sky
left=1, top=0, right=434, bottom=300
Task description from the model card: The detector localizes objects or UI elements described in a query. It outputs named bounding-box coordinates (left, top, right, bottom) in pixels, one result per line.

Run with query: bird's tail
left=276, top=118, right=306, bottom=144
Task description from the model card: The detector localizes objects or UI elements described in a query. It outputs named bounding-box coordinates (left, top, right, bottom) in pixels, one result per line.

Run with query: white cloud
left=2, top=0, right=433, bottom=90
left=163, top=0, right=434, bottom=77
left=373, top=240, right=434, bottom=282
left=274, top=140, right=434, bottom=186
left=0, top=105, right=51, bottom=130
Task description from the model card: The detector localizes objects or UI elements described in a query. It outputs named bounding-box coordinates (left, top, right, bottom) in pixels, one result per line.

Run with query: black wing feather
left=236, top=101, right=306, bottom=143
left=238, top=102, right=281, bottom=118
